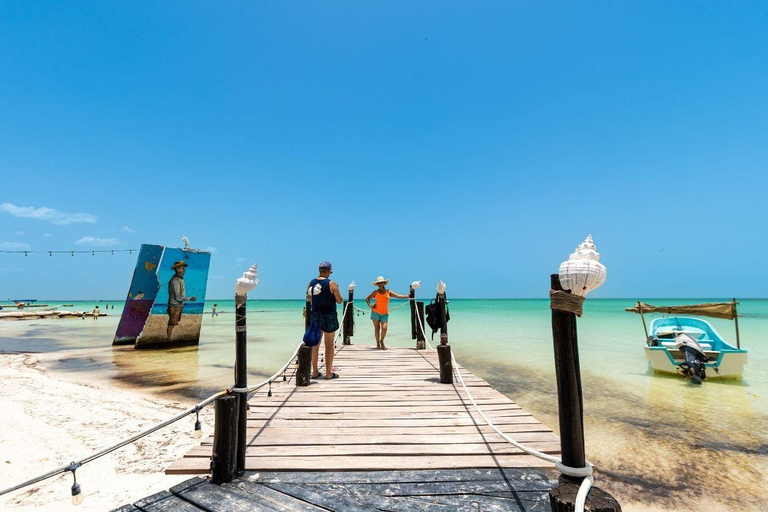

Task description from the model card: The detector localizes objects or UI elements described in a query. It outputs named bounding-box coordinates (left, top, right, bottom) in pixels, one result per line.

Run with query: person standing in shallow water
left=366, top=276, right=410, bottom=350
left=307, top=261, right=343, bottom=379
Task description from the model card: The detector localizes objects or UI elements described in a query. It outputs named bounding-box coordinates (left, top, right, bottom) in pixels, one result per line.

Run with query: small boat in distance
left=625, top=301, right=748, bottom=383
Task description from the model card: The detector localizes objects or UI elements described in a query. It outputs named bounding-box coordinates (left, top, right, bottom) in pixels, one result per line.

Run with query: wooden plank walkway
left=113, top=469, right=556, bottom=511
left=167, top=344, right=560, bottom=474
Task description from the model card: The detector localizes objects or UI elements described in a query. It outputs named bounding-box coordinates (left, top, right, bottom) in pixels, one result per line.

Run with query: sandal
left=311, top=373, right=322, bottom=379
left=325, top=373, right=340, bottom=380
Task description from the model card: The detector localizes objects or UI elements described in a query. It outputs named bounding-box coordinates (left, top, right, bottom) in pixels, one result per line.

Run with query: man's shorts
left=311, top=311, right=339, bottom=333
left=167, top=305, right=183, bottom=326
left=371, top=311, right=389, bottom=323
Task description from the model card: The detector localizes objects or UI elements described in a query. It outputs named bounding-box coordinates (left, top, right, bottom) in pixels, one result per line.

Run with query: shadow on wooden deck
left=112, top=468, right=556, bottom=511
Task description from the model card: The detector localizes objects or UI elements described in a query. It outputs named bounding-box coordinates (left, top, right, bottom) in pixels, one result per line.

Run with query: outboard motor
left=675, top=333, right=708, bottom=385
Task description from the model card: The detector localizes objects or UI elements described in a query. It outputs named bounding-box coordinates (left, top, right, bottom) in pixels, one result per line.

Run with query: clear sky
left=1, top=2, right=766, bottom=300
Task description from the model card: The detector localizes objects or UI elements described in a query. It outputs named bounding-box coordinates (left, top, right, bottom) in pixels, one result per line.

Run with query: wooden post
left=416, top=301, right=426, bottom=350
left=409, top=288, right=416, bottom=342
left=436, top=291, right=453, bottom=384
left=296, top=344, right=313, bottom=386
left=637, top=302, right=649, bottom=341
left=549, top=274, right=621, bottom=512
left=233, top=294, right=248, bottom=473
left=211, top=396, right=238, bottom=484
left=550, top=275, right=586, bottom=477
left=343, top=288, right=354, bottom=345
left=733, top=298, right=740, bottom=349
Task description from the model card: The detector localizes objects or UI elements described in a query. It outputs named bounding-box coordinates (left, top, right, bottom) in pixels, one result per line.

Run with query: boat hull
left=645, top=346, right=748, bottom=379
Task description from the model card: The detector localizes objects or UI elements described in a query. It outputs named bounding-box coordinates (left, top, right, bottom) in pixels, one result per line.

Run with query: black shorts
left=311, top=311, right=339, bottom=333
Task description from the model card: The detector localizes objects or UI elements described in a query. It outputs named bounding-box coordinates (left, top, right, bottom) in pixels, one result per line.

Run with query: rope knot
left=555, top=461, right=593, bottom=478
left=549, top=289, right=585, bottom=317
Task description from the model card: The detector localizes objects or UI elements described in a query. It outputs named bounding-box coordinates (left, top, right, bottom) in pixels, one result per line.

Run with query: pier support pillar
left=343, top=287, right=354, bottom=345
left=211, top=396, right=238, bottom=484
left=550, top=476, right=622, bottom=512
left=415, top=301, right=426, bottom=350
left=549, top=274, right=621, bottom=511
left=296, top=344, right=313, bottom=386
left=234, top=294, right=248, bottom=473
left=437, top=344, right=453, bottom=384
left=437, top=289, right=452, bottom=383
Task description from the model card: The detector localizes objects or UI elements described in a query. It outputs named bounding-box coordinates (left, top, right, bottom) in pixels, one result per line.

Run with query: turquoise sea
left=1, top=298, right=767, bottom=510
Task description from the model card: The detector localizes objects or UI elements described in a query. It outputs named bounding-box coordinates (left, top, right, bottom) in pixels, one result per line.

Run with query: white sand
left=0, top=353, right=213, bottom=512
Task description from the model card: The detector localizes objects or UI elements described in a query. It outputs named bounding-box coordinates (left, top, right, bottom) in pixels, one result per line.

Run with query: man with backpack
left=307, top=261, right=343, bottom=379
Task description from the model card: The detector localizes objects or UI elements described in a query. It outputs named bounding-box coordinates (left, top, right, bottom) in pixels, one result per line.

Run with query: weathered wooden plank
left=219, top=481, right=328, bottom=511
left=237, top=425, right=549, bottom=437
left=247, top=468, right=554, bottom=488
left=184, top=441, right=562, bottom=458
left=169, top=477, right=285, bottom=511
left=130, top=489, right=203, bottom=512
left=109, top=505, right=142, bottom=512
left=168, top=453, right=554, bottom=474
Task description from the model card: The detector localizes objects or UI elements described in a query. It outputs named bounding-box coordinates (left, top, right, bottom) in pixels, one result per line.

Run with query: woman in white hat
left=365, top=276, right=410, bottom=349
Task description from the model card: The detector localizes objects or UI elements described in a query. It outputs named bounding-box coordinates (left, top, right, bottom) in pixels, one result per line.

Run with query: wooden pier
left=168, top=344, right=560, bottom=474
left=112, top=344, right=562, bottom=510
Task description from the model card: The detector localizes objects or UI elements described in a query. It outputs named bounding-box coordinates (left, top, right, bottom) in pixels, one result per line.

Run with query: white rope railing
left=352, top=298, right=413, bottom=315
left=332, top=301, right=352, bottom=346
left=233, top=342, right=303, bottom=395
left=412, top=304, right=594, bottom=512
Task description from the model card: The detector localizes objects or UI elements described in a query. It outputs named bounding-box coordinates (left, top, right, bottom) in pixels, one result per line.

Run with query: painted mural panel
left=113, top=245, right=211, bottom=348
left=135, top=248, right=211, bottom=348
left=113, top=244, right=163, bottom=345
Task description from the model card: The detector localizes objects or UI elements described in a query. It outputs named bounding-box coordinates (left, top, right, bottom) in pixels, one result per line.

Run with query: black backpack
left=424, top=299, right=449, bottom=339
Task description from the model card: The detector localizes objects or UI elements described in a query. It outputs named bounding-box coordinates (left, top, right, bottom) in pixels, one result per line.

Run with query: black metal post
left=234, top=294, right=248, bottom=473
left=409, top=287, right=416, bottom=342
left=436, top=291, right=452, bottom=384
left=549, top=275, right=585, bottom=474
left=548, top=274, right=621, bottom=511
left=211, top=396, right=238, bottom=484
left=416, top=301, right=426, bottom=350
left=343, top=288, right=354, bottom=345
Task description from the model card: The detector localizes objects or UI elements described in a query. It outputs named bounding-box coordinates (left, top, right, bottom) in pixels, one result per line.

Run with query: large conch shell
left=558, top=235, right=606, bottom=297
left=235, top=263, right=259, bottom=296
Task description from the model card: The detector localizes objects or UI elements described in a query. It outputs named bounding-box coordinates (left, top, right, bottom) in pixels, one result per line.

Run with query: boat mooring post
left=343, top=282, right=355, bottom=345
left=436, top=280, right=453, bottom=384
left=733, top=298, right=741, bottom=349
left=549, top=236, right=620, bottom=511
left=211, top=395, right=238, bottom=484
left=296, top=287, right=313, bottom=386
left=410, top=281, right=425, bottom=350
left=233, top=264, right=258, bottom=474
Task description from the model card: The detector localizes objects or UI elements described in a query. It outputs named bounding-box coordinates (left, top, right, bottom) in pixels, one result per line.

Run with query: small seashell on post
left=558, top=235, right=606, bottom=297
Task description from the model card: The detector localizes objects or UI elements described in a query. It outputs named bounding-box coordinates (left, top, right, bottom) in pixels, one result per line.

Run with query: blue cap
left=319, top=261, right=332, bottom=270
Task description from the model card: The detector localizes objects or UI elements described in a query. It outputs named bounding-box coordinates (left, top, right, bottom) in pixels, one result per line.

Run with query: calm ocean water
left=2, top=298, right=767, bottom=510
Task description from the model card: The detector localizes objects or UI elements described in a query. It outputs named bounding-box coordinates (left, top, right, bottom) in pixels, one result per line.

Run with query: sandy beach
left=0, top=352, right=213, bottom=512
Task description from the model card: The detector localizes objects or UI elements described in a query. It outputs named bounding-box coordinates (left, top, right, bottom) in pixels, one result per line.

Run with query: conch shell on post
left=558, top=235, right=606, bottom=297
left=235, top=263, right=259, bottom=297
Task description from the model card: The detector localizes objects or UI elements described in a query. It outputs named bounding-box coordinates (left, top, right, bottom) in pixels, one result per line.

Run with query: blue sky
left=1, top=2, right=766, bottom=300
